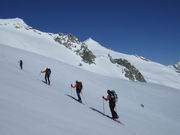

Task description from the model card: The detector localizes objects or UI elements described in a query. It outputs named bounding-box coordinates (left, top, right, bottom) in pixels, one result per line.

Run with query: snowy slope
left=1, top=43, right=180, bottom=135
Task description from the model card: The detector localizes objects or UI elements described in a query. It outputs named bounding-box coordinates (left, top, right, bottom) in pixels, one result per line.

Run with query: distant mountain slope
left=0, top=18, right=180, bottom=90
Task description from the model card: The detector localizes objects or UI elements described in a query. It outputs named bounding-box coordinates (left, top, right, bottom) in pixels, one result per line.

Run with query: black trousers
left=76, top=91, right=82, bottom=102
left=109, top=102, right=118, bottom=118
left=45, top=75, right=50, bottom=85
left=20, top=63, right=23, bottom=70
left=76, top=89, right=82, bottom=102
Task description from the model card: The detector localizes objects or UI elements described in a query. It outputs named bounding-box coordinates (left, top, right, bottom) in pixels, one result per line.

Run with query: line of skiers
left=18, top=60, right=51, bottom=85
left=18, top=60, right=119, bottom=119
left=71, top=80, right=119, bottom=119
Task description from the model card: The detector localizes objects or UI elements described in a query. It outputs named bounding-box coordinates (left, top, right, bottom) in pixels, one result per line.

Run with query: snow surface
left=0, top=43, right=180, bottom=135
left=0, top=18, right=180, bottom=134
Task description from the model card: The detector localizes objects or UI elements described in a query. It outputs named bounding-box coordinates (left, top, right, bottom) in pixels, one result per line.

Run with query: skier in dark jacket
left=41, top=68, right=51, bottom=85
left=19, top=60, right=23, bottom=70
left=71, top=81, right=83, bottom=103
left=103, top=90, right=119, bottom=119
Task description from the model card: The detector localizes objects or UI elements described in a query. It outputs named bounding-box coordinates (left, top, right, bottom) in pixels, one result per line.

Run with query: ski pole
left=39, top=71, right=42, bottom=81
left=103, top=98, right=105, bottom=114
left=70, top=84, right=73, bottom=96
left=81, top=91, right=87, bottom=104
left=115, top=102, right=117, bottom=113
left=71, top=88, right=72, bottom=96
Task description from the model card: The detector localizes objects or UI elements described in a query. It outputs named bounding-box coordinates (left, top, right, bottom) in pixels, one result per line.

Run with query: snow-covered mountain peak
left=84, top=37, right=97, bottom=43
left=84, top=37, right=110, bottom=53
left=84, top=37, right=102, bottom=47
left=0, top=17, right=29, bottom=28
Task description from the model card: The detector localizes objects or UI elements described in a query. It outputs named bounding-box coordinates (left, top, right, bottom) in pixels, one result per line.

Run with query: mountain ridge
left=0, top=18, right=180, bottom=89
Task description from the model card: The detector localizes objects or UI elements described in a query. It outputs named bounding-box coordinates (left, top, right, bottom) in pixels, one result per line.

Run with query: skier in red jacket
left=71, top=80, right=83, bottom=103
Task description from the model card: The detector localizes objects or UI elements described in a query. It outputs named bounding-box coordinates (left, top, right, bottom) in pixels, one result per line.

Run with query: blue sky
left=0, top=0, right=179, bottom=65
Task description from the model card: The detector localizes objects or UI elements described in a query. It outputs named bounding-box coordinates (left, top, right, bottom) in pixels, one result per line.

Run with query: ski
left=89, top=107, right=124, bottom=125
left=66, top=94, right=84, bottom=104
left=41, top=80, right=47, bottom=83
left=41, top=80, right=50, bottom=85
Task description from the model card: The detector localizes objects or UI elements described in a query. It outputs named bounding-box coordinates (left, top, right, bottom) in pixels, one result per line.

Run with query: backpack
left=77, top=81, right=83, bottom=91
left=109, top=90, right=118, bottom=103
left=47, top=68, right=51, bottom=75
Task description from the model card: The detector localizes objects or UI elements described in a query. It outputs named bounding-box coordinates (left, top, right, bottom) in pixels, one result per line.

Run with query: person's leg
left=76, top=91, right=82, bottom=102
left=110, top=103, right=118, bottom=118
left=45, top=75, right=47, bottom=84
left=20, top=64, right=22, bottom=70
left=112, top=104, right=118, bottom=119
left=109, top=103, right=114, bottom=118
left=47, top=75, right=50, bottom=85
left=113, top=105, right=118, bottom=119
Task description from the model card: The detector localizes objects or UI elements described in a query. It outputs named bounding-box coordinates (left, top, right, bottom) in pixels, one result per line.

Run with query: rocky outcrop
left=108, top=54, right=146, bottom=82
left=169, top=62, right=180, bottom=74
left=54, top=33, right=80, bottom=49
left=54, top=33, right=96, bottom=64
left=75, top=43, right=96, bottom=64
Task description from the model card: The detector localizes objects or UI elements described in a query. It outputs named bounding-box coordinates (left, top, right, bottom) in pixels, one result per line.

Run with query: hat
left=107, top=90, right=111, bottom=94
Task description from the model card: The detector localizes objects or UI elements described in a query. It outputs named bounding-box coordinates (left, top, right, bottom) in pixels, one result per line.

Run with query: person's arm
left=102, top=95, right=110, bottom=101
left=71, top=84, right=77, bottom=88
left=41, top=69, right=45, bottom=73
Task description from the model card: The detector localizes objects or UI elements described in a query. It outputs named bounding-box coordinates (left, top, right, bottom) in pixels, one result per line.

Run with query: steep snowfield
left=0, top=18, right=180, bottom=90
left=1, top=44, right=180, bottom=135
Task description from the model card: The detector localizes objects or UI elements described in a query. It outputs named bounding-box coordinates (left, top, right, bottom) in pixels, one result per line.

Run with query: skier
left=18, top=60, right=23, bottom=70
left=41, top=68, right=51, bottom=85
left=102, top=90, right=119, bottom=119
left=71, top=80, right=83, bottom=103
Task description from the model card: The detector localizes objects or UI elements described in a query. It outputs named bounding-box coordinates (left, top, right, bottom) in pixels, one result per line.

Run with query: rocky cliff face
left=54, top=33, right=96, bottom=64
left=108, top=54, right=146, bottom=82
left=75, top=43, right=96, bottom=64
left=54, top=33, right=80, bottom=49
